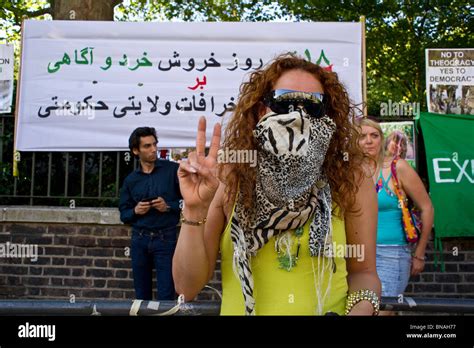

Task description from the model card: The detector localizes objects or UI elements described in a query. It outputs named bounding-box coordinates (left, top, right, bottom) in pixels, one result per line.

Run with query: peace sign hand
left=178, top=116, right=222, bottom=215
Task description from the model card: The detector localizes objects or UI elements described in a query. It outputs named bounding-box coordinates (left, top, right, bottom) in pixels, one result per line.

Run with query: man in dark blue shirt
left=119, top=127, right=182, bottom=300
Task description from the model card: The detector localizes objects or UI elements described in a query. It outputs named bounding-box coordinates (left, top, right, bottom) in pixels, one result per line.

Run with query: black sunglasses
left=263, top=89, right=326, bottom=118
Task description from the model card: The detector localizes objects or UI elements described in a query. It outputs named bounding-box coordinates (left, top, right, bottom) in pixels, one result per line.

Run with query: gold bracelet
left=345, top=289, right=380, bottom=316
left=180, top=213, right=207, bottom=226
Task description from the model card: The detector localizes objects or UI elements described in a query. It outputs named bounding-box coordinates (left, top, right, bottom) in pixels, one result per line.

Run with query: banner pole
left=13, top=20, right=25, bottom=177
left=360, top=15, right=367, bottom=117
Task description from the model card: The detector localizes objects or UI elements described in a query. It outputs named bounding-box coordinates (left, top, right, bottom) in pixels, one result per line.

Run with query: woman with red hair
left=173, top=54, right=381, bottom=316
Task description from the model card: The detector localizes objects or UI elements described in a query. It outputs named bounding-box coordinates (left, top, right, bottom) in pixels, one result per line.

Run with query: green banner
left=419, top=112, right=474, bottom=237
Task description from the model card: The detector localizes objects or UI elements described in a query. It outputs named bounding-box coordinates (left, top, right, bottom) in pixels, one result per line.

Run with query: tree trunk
left=51, top=0, right=122, bottom=20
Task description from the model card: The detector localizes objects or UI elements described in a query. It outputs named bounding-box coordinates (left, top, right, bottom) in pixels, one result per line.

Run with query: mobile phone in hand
left=141, top=197, right=156, bottom=203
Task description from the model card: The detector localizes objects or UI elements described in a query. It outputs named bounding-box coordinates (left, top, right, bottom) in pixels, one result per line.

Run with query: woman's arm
left=172, top=116, right=225, bottom=301
left=397, top=159, right=434, bottom=275
left=345, top=172, right=381, bottom=315
left=173, top=184, right=226, bottom=301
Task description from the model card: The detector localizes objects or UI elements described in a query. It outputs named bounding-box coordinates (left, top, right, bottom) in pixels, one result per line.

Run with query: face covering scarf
left=230, top=109, right=337, bottom=315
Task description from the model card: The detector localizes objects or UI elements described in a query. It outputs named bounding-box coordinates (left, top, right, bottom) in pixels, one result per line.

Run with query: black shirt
left=119, top=159, right=182, bottom=230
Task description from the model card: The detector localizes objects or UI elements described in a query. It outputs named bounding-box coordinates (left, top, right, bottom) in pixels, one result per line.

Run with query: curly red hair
left=219, top=53, right=365, bottom=217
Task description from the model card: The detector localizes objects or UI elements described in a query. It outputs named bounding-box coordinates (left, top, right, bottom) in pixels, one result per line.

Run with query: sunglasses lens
left=264, top=90, right=326, bottom=118
left=267, top=100, right=290, bottom=115
left=303, top=101, right=325, bottom=118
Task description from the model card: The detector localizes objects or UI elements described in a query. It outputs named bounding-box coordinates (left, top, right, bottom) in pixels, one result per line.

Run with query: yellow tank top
left=219, top=207, right=348, bottom=315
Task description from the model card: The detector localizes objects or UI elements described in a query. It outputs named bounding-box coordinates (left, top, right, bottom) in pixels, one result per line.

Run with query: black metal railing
left=1, top=114, right=140, bottom=207
left=0, top=297, right=473, bottom=315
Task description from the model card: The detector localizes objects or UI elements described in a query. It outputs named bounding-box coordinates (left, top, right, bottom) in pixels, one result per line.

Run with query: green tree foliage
left=1, top=0, right=51, bottom=77
left=2, top=1, right=471, bottom=116
left=276, top=0, right=473, bottom=116
left=0, top=0, right=51, bottom=38
left=114, top=0, right=283, bottom=22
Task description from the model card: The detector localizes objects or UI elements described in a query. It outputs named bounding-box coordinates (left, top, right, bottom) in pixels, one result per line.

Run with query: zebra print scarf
left=230, top=110, right=336, bottom=315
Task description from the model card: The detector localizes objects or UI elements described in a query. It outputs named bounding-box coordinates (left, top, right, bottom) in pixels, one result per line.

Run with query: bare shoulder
left=396, top=158, right=412, bottom=171
left=394, top=158, right=426, bottom=196
left=395, top=158, right=417, bottom=180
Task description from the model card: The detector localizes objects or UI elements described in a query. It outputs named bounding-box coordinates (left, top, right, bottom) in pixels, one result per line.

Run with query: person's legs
left=131, top=232, right=153, bottom=300
left=152, top=227, right=178, bottom=300
left=376, top=245, right=402, bottom=297
left=376, top=245, right=407, bottom=316
left=397, top=245, right=412, bottom=295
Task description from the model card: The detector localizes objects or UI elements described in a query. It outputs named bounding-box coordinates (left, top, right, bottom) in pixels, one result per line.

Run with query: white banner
left=16, top=20, right=362, bottom=151
left=426, top=48, right=474, bottom=115
left=0, top=44, right=14, bottom=114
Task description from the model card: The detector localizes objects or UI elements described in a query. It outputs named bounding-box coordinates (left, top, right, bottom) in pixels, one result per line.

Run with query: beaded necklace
left=275, top=226, right=304, bottom=271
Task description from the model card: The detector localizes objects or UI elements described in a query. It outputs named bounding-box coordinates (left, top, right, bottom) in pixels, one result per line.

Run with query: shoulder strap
left=390, top=159, right=398, bottom=183
left=390, top=158, right=404, bottom=201
left=383, top=172, right=392, bottom=185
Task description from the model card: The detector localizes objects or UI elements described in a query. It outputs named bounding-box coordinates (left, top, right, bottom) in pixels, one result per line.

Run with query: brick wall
left=405, top=238, right=474, bottom=299
left=0, top=207, right=221, bottom=302
left=0, top=206, right=472, bottom=303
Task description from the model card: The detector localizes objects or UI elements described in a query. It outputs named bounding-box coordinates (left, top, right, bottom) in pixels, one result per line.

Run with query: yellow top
left=219, top=209, right=348, bottom=315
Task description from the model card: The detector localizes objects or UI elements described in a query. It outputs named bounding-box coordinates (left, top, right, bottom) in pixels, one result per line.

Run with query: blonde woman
left=357, top=118, right=434, bottom=301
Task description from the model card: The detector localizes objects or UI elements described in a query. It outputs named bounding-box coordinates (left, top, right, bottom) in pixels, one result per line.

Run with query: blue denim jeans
left=131, top=227, right=177, bottom=300
left=376, top=244, right=412, bottom=297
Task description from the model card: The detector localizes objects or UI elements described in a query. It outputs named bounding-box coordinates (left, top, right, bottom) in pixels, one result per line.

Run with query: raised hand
left=178, top=116, right=222, bottom=215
